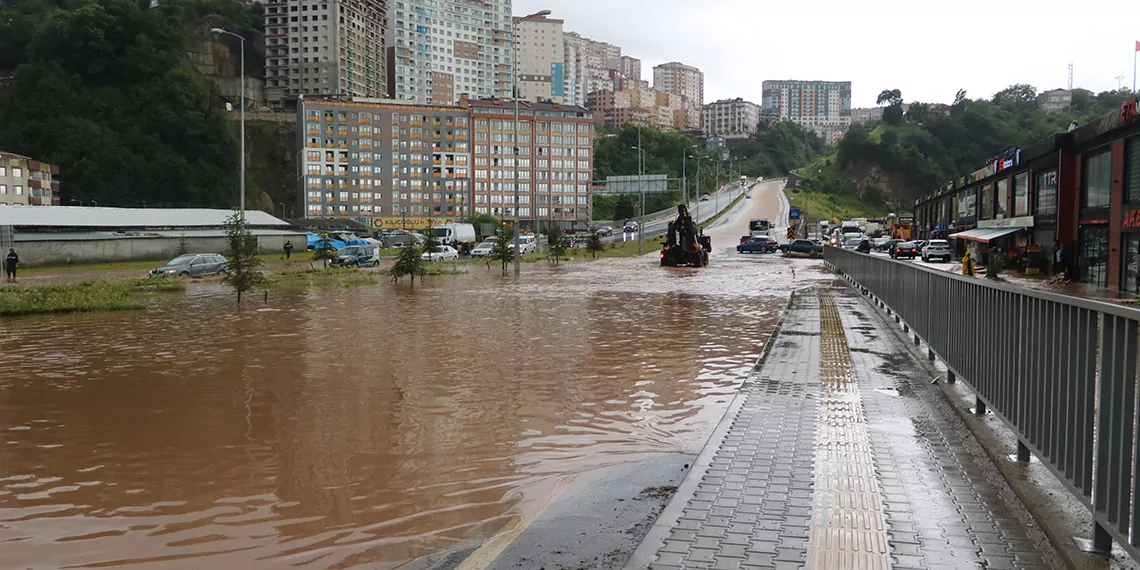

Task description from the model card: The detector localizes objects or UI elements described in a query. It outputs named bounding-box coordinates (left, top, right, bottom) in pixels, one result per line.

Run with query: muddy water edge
left=0, top=254, right=816, bottom=569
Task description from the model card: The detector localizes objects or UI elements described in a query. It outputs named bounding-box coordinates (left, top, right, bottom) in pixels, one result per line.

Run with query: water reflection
left=0, top=255, right=813, bottom=568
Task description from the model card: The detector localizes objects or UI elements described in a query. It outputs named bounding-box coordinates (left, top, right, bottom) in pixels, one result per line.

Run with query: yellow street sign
left=371, top=217, right=455, bottom=229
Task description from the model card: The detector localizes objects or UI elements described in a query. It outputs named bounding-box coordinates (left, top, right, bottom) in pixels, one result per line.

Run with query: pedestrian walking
left=5, top=248, right=18, bottom=282
left=283, top=240, right=294, bottom=260
left=962, top=250, right=976, bottom=277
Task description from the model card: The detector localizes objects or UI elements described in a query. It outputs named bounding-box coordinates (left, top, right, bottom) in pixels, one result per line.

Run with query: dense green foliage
left=0, top=0, right=261, bottom=208
left=730, top=121, right=826, bottom=179
left=808, top=85, right=1136, bottom=207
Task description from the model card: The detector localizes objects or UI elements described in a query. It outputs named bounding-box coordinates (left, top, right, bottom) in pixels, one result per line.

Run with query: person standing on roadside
left=5, top=248, right=18, bottom=282
left=283, top=240, right=294, bottom=260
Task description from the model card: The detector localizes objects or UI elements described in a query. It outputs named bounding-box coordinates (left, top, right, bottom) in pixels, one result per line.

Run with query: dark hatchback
left=737, top=237, right=779, bottom=254
left=890, top=241, right=919, bottom=259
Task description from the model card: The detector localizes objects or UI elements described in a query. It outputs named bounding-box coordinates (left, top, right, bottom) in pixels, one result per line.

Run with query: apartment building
left=466, top=98, right=594, bottom=231
left=514, top=15, right=566, bottom=103
left=653, top=62, right=704, bottom=110
left=701, top=98, right=761, bottom=139
left=387, top=0, right=513, bottom=105
left=563, top=32, right=630, bottom=107
left=0, top=152, right=60, bottom=207
left=263, top=0, right=388, bottom=108
left=297, top=99, right=472, bottom=229
left=761, top=80, right=852, bottom=143
left=1037, top=89, right=1074, bottom=113
left=850, top=107, right=884, bottom=124
left=620, top=56, right=641, bottom=83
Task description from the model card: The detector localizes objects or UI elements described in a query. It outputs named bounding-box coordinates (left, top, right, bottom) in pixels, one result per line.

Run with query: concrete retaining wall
left=14, top=232, right=307, bottom=266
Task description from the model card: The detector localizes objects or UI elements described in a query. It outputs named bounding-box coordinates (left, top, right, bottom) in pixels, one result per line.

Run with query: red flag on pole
left=1135, top=40, right=1140, bottom=52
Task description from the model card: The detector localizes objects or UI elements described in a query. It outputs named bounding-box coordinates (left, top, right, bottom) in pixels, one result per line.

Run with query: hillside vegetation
left=799, top=86, right=1135, bottom=211
left=0, top=0, right=262, bottom=209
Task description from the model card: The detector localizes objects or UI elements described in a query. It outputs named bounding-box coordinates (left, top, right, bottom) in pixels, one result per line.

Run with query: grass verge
left=785, top=189, right=887, bottom=223
left=0, top=278, right=187, bottom=316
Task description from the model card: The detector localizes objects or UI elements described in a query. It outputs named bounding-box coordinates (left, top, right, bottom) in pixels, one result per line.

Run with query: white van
left=510, top=234, right=538, bottom=254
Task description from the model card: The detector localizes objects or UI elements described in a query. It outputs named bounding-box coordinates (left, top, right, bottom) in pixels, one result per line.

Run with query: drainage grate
left=805, top=290, right=892, bottom=570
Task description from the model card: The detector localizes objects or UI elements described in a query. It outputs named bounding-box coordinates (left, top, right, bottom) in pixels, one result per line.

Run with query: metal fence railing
left=825, top=245, right=1140, bottom=560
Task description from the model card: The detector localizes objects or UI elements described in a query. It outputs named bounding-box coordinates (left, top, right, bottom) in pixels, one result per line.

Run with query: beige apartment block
left=515, top=15, right=567, bottom=103
left=0, top=152, right=60, bottom=207
left=653, top=62, right=704, bottom=110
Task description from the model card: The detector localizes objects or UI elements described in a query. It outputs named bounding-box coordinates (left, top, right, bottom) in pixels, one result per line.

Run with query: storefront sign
left=1124, top=209, right=1140, bottom=228
left=372, top=217, right=456, bottom=229
left=978, top=216, right=1034, bottom=229
left=1122, top=97, right=1140, bottom=122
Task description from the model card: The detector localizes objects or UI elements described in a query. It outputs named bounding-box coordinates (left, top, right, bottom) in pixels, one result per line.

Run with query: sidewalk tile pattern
left=805, top=292, right=890, bottom=570
left=645, top=286, right=1062, bottom=569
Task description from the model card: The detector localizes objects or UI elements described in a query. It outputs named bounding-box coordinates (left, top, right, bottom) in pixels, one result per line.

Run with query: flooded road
left=0, top=183, right=825, bottom=569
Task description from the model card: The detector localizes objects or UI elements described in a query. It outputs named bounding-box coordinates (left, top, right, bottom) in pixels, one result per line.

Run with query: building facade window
left=980, top=184, right=993, bottom=220
left=996, top=179, right=1008, bottom=218
left=1123, top=234, right=1140, bottom=294
left=1079, top=226, right=1109, bottom=287
left=1127, top=136, right=1140, bottom=204
left=1013, top=172, right=1029, bottom=217
left=1035, top=170, right=1057, bottom=216
left=1082, top=150, right=1111, bottom=209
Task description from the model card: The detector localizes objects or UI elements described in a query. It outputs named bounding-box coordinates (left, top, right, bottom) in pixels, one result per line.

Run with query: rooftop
left=0, top=207, right=290, bottom=228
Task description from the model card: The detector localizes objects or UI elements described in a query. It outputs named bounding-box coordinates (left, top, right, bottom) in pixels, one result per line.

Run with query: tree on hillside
left=992, top=84, right=1038, bottom=111
left=906, top=102, right=931, bottom=124
left=877, top=89, right=905, bottom=125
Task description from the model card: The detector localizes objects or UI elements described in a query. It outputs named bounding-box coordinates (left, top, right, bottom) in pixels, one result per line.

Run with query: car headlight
left=165, top=269, right=177, bottom=274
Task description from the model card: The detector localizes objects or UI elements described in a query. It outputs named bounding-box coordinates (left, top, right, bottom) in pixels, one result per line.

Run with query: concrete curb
left=829, top=268, right=1123, bottom=570
left=622, top=287, right=802, bottom=569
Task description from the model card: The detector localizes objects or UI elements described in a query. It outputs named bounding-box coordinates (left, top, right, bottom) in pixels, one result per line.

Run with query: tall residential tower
left=263, top=0, right=389, bottom=107
left=514, top=14, right=566, bottom=103
left=387, top=0, right=513, bottom=105
left=652, top=62, right=703, bottom=110
left=761, top=80, right=852, bottom=143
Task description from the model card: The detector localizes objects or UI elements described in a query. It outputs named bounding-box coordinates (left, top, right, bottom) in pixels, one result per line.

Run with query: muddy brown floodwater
left=0, top=244, right=824, bottom=569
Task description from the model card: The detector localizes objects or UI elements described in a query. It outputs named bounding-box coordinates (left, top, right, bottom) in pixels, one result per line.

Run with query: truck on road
left=430, top=223, right=476, bottom=248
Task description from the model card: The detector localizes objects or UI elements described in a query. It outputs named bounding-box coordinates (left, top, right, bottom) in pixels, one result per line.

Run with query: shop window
left=1123, top=235, right=1140, bottom=294
left=1014, top=172, right=1029, bottom=217
left=1036, top=170, right=1057, bottom=216
left=1127, top=136, right=1140, bottom=203
left=996, top=179, right=1008, bottom=218
left=1082, top=150, right=1111, bottom=209
left=980, top=184, right=993, bottom=219
left=1079, top=226, right=1109, bottom=288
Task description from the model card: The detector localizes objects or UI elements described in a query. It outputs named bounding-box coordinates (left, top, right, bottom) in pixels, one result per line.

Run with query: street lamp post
left=211, top=28, right=246, bottom=222
left=683, top=144, right=698, bottom=205
left=632, top=141, right=644, bottom=254
left=512, top=9, right=552, bottom=278
left=689, top=154, right=703, bottom=225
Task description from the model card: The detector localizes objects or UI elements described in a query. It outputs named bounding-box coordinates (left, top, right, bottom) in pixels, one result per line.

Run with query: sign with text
left=1122, top=97, right=1139, bottom=122
left=372, top=217, right=455, bottom=229
left=1123, top=209, right=1140, bottom=228
left=977, top=215, right=1034, bottom=229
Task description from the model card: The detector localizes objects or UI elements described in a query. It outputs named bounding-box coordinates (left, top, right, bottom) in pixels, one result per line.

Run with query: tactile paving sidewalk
left=643, top=287, right=1060, bottom=570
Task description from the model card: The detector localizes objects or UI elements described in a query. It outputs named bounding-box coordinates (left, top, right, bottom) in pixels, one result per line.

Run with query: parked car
left=421, top=245, right=460, bottom=261
left=921, top=239, right=953, bottom=262
left=471, top=239, right=498, bottom=257
left=149, top=253, right=228, bottom=278
left=890, top=241, right=920, bottom=259
left=623, top=222, right=639, bottom=234
left=596, top=226, right=614, bottom=237
left=508, top=234, right=539, bottom=254
left=737, top=237, right=779, bottom=254
left=333, top=244, right=381, bottom=267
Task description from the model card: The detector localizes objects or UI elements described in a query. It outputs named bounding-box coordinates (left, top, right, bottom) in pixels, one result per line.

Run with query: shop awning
left=948, top=227, right=1022, bottom=243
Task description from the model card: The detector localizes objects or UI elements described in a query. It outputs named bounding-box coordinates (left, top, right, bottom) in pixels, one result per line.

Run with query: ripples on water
left=0, top=254, right=816, bottom=568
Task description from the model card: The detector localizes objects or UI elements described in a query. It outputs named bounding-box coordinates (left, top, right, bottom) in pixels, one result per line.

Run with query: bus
left=749, top=218, right=771, bottom=236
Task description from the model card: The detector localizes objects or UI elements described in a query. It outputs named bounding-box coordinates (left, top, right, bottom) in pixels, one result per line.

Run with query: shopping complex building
left=297, top=94, right=594, bottom=232
left=913, top=96, right=1140, bottom=293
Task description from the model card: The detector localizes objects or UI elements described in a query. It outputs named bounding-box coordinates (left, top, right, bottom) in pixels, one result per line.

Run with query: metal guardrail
left=825, top=246, right=1140, bottom=561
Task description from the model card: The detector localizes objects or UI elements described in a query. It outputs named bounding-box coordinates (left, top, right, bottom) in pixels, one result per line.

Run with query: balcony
left=308, top=128, right=320, bottom=135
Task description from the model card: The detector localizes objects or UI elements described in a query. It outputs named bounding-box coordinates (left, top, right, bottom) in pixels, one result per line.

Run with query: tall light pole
left=683, top=144, right=698, bottom=205
left=689, top=154, right=703, bottom=225
left=632, top=142, right=644, bottom=254
left=211, top=27, right=246, bottom=221
left=512, top=9, right=552, bottom=278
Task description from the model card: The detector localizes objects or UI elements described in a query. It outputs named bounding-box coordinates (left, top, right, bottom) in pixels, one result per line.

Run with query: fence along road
left=824, top=245, right=1140, bottom=563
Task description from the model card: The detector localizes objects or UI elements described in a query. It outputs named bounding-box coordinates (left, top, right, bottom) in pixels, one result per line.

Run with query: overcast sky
left=514, top=0, right=1136, bottom=108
